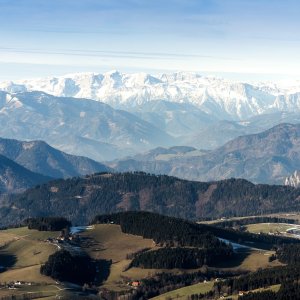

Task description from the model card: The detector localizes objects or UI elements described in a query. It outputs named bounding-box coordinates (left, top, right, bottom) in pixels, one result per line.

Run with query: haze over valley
left=2, top=1, right=300, bottom=299
left=1, top=72, right=300, bottom=185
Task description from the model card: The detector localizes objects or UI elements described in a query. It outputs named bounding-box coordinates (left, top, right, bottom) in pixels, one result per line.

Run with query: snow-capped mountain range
left=2, top=71, right=300, bottom=165
left=0, top=71, right=300, bottom=184
left=285, top=171, right=300, bottom=188
left=2, top=70, right=300, bottom=121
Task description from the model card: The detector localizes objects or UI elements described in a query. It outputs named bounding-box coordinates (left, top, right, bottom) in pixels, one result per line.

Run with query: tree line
left=275, top=244, right=300, bottom=265
left=92, top=211, right=300, bottom=251
left=24, top=217, right=71, bottom=231
left=92, top=211, right=231, bottom=250
left=215, top=265, right=300, bottom=296
left=40, top=250, right=96, bottom=285
left=214, top=216, right=297, bottom=229
left=2, top=172, right=300, bottom=226
left=239, top=281, right=300, bottom=300
left=130, top=247, right=233, bottom=269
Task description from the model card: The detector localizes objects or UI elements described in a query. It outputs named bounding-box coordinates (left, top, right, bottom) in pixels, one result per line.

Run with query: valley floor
left=0, top=214, right=299, bottom=300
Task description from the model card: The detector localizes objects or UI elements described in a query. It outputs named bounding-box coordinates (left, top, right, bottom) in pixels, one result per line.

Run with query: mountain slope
left=111, top=123, right=300, bottom=184
left=0, top=155, right=51, bottom=193
left=0, top=137, right=110, bottom=178
left=0, top=91, right=175, bottom=161
left=201, top=123, right=300, bottom=183
left=2, top=71, right=300, bottom=120
left=128, top=100, right=217, bottom=137
left=4, top=73, right=300, bottom=155
left=2, top=172, right=300, bottom=226
left=186, top=111, right=300, bottom=150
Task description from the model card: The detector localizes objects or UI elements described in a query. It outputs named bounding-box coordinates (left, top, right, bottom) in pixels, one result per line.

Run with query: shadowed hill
left=2, top=172, right=300, bottom=226
left=0, top=154, right=51, bottom=193
left=112, top=123, right=300, bottom=184
left=0, top=137, right=110, bottom=178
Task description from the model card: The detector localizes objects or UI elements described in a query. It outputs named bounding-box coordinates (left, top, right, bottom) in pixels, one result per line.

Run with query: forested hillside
left=2, top=172, right=300, bottom=226
left=94, top=211, right=234, bottom=269
left=0, top=137, right=110, bottom=178
left=93, top=212, right=300, bottom=251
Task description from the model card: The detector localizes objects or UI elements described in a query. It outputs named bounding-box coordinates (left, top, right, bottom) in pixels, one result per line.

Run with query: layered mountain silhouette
left=3, top=71, right=300, bottom=121
left=0, top=137, right=110, bottom=178
left=111, top=123, right=300, bottom=184
left=0, top=155, right=51, bottom=193
left=0, top=91, right=175, bottom=161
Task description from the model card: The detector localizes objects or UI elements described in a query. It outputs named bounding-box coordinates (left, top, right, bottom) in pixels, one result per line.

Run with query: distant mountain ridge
left=4, top=72, right=300, bottom=165
left=111, top=123, right=300, bottom=184
left=0, top=137, right=110, bottom=178
left=0, top=91, right=174, bottom=161
left=0, top=154, right=51, bottom=193
left=2, top=70, right=300, bottom=120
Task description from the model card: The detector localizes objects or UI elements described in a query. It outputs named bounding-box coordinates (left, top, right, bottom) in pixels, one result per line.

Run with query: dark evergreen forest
left=2, top=172, right=300, bottom=226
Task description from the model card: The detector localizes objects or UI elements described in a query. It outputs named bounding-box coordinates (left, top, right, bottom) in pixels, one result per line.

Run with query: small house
left=131, top=281, right=141, bottom=287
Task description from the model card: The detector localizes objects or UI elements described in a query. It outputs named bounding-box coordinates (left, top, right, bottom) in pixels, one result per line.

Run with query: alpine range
left=1, top=1, right=300, bottom=300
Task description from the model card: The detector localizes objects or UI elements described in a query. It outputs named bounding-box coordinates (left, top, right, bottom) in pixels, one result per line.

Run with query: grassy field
left=0, top=227, right=59, bottom=284
left=155, top=149, right=207, bottom=161
left=0, top=227, right=82, bottom=298
left=80, top=224, right=283, bottom=292
left=0, top=283, right=97, bottom=299
left=0, top=227, right=60, bottom=244
left=80, top=224, right=188, bottom=291
left=200, top=213, right=300, bottom=225
left=152, top=281, right=281, bottom=300
left=151, top=281, right=214, bottom=300
left=234, top=250, right=282, bottom=271
left=213, top=248, right=282, bottom=272
left=220, top=284, right=281, bottom=299
left=0, top=223, right=287, bottom=298
left=1, top=238, right=57, bottom=268
left=0, top=265, right=55, bottom=284
left=0, top=284, right=60, bottom=298
left=81, top=224, right=155, bottom=262
left=246, top=223, right=296, bottom=234
left=0, top=232, right=19, bottom=247
left=81, top=224, right=159, bottom=291
left=0, top=224, right=216, bottom=294
left=246, top=284, right=281, bottom=294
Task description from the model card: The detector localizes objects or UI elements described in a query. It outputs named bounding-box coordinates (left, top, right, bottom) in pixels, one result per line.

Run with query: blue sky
left=0, top=0, right=300, bottom=80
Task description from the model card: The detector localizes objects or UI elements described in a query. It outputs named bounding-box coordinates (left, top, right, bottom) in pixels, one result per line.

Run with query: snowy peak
left=160, top=71, right=202, bottom=82
left=2, top=71, right=300, bottom=120
left=285, top=170, right=300, bottom=187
